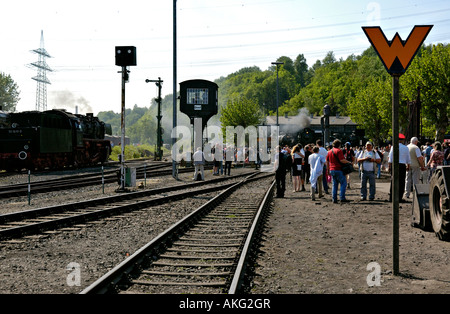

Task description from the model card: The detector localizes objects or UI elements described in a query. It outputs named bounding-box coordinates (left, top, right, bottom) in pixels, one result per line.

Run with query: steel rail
left=0, top=163, right=172, bottom=198
left=228, top=179, right=276, bottom=294
left=80, top=172, right=273, bottom=294
left=0, top=172, right=255, bottom=240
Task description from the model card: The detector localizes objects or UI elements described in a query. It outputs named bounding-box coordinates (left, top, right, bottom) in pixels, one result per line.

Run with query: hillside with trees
left=96, top=44, right=449, bottom=146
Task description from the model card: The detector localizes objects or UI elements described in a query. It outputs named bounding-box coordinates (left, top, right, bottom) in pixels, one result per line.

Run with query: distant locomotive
left=279, top=127, right=366, bottom=148
left=0, top=109, right=112, bottom=171
left=279, top=127, right=320, bottom=147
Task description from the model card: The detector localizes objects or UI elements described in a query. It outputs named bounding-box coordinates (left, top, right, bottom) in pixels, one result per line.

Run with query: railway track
left=0, top=162, right=211, bottom=199
left=81, top=173, right=275, bottom=294
left=0, top=171, right=255, bottom=241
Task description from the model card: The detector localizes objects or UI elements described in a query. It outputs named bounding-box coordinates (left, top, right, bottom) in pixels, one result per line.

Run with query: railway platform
left=251, top=171, right=450, bottom=294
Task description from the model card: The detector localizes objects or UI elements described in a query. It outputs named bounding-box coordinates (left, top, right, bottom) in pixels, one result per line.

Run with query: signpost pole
left=392, top=74, right=400, bottom=275
left=362, top=24, right=432, bottom=276
left=172, top=0, right=178, bottom=179
left=120, top=66, right=126, bottom=191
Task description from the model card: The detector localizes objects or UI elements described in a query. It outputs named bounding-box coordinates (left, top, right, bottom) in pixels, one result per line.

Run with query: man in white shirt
left=388, top=133, right=411, bottom=202
left=405, top=137, right=425, bottom=198
left=357, top=142, right=381, bottom=201
left=193, top=147, right=205, bottom=181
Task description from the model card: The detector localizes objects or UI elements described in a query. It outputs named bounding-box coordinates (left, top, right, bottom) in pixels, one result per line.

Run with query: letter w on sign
left=362, top=25, right=432, bottom=75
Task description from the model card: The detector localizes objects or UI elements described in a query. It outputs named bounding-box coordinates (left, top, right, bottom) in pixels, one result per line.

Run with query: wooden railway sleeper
left=80, top=174, right=273, bottom=294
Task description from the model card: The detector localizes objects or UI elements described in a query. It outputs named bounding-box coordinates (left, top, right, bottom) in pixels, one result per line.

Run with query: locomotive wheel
left=429, top=168, right=450, bottom=241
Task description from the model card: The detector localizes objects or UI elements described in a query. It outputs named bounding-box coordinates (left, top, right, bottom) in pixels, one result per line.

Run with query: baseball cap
left=399, top=133, right=406, bottom=139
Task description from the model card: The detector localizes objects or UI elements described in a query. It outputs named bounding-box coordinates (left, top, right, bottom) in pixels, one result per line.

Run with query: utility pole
left=146, top=77, right=164, bottom=161
left=271, top=61, right=283, bottom=126
left=173, top=0, right=178, bottom=179
left=29, top=30, right=52, bottom=111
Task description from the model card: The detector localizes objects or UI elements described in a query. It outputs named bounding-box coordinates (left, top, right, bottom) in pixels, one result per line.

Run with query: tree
left=279, top=51, right=346, bottom=116
left=259, top=66, right=299, bottom=115
left=294, top=53, right=309, bottom=87
left=0, top=72, right=20, bottom=111
left=219, top=96, right=263, bottom=135
left=347, top=77, right=392, bottom=146
left=322, top=51, right=336, bottom=65
left=402, top=44, right=450, bottom=142
left=274, top=56, right=295, bottom=77
left=127, top=110, right=157, bottom=145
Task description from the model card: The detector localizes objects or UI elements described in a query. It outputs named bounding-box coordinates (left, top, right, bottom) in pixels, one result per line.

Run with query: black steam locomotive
left=279, top=127, right=320, bottom=147
left=279, top=127, right=366, bottom=148
left=0, top=109, right=112, bottom=171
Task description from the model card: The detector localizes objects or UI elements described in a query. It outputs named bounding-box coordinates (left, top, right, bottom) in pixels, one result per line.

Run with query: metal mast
left=30, top=30, right=52, bottom=111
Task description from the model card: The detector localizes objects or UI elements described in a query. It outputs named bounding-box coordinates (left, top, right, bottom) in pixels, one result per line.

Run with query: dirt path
left=251, top=171, right=450, bottom=294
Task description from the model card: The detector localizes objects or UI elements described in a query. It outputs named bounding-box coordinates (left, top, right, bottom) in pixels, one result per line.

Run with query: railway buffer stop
left=179, top=79, right=218, bottom=166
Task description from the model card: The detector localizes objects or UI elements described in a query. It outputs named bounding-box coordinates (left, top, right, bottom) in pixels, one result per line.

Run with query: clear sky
left=1, top=0, right=449, bottom=115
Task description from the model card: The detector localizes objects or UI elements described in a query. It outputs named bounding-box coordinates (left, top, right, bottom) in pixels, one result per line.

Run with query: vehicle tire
left=429, top=168, right=450, bottom=241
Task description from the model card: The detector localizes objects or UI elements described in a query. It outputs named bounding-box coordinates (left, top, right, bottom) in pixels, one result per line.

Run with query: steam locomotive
left=0, top=109, right=112, bottom=171
left=279, top=127, right=366, bottom=148
left=279, top=127, right=320, bottom=147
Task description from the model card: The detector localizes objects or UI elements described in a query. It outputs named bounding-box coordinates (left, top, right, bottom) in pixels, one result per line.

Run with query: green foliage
left=402, top=44, right=450, bottom=142
left=110, top=144, right=162, bottom=161
left=347, top=77, right=392, bottom=145
left=274, top=44, right=449, bottom=143
left=97, top=44, right=450, bottom=147
left=98, top=105, right=157, bottom=145
left=0, top=72, right=20, bottom=112
left=215, top=59, right=300, bottom=117
left=219, top=96, right=263, bottom=135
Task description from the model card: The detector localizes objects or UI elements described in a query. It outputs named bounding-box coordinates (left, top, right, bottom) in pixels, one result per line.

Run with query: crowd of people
left=190, top=136, right=449, bottom=203
left=192, top=144, right=261, bottom=181
left=274, top=136, right=450, bottom=203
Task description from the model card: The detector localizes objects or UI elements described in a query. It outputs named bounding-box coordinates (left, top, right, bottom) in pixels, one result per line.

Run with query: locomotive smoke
left=50, top=90, right=94, bottom=114
left=283, top=107, right=311, bottom=134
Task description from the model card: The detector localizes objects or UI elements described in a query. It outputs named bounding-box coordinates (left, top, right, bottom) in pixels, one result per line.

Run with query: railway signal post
left=115, top=46, right=137, bottom=191
left=146, top=77, right=164, bottom=161
left=362, top=25, right=432, bottom=275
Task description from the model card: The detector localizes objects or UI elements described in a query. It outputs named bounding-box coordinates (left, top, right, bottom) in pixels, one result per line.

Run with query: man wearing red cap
left=388, top=133, right=411, bottom=202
